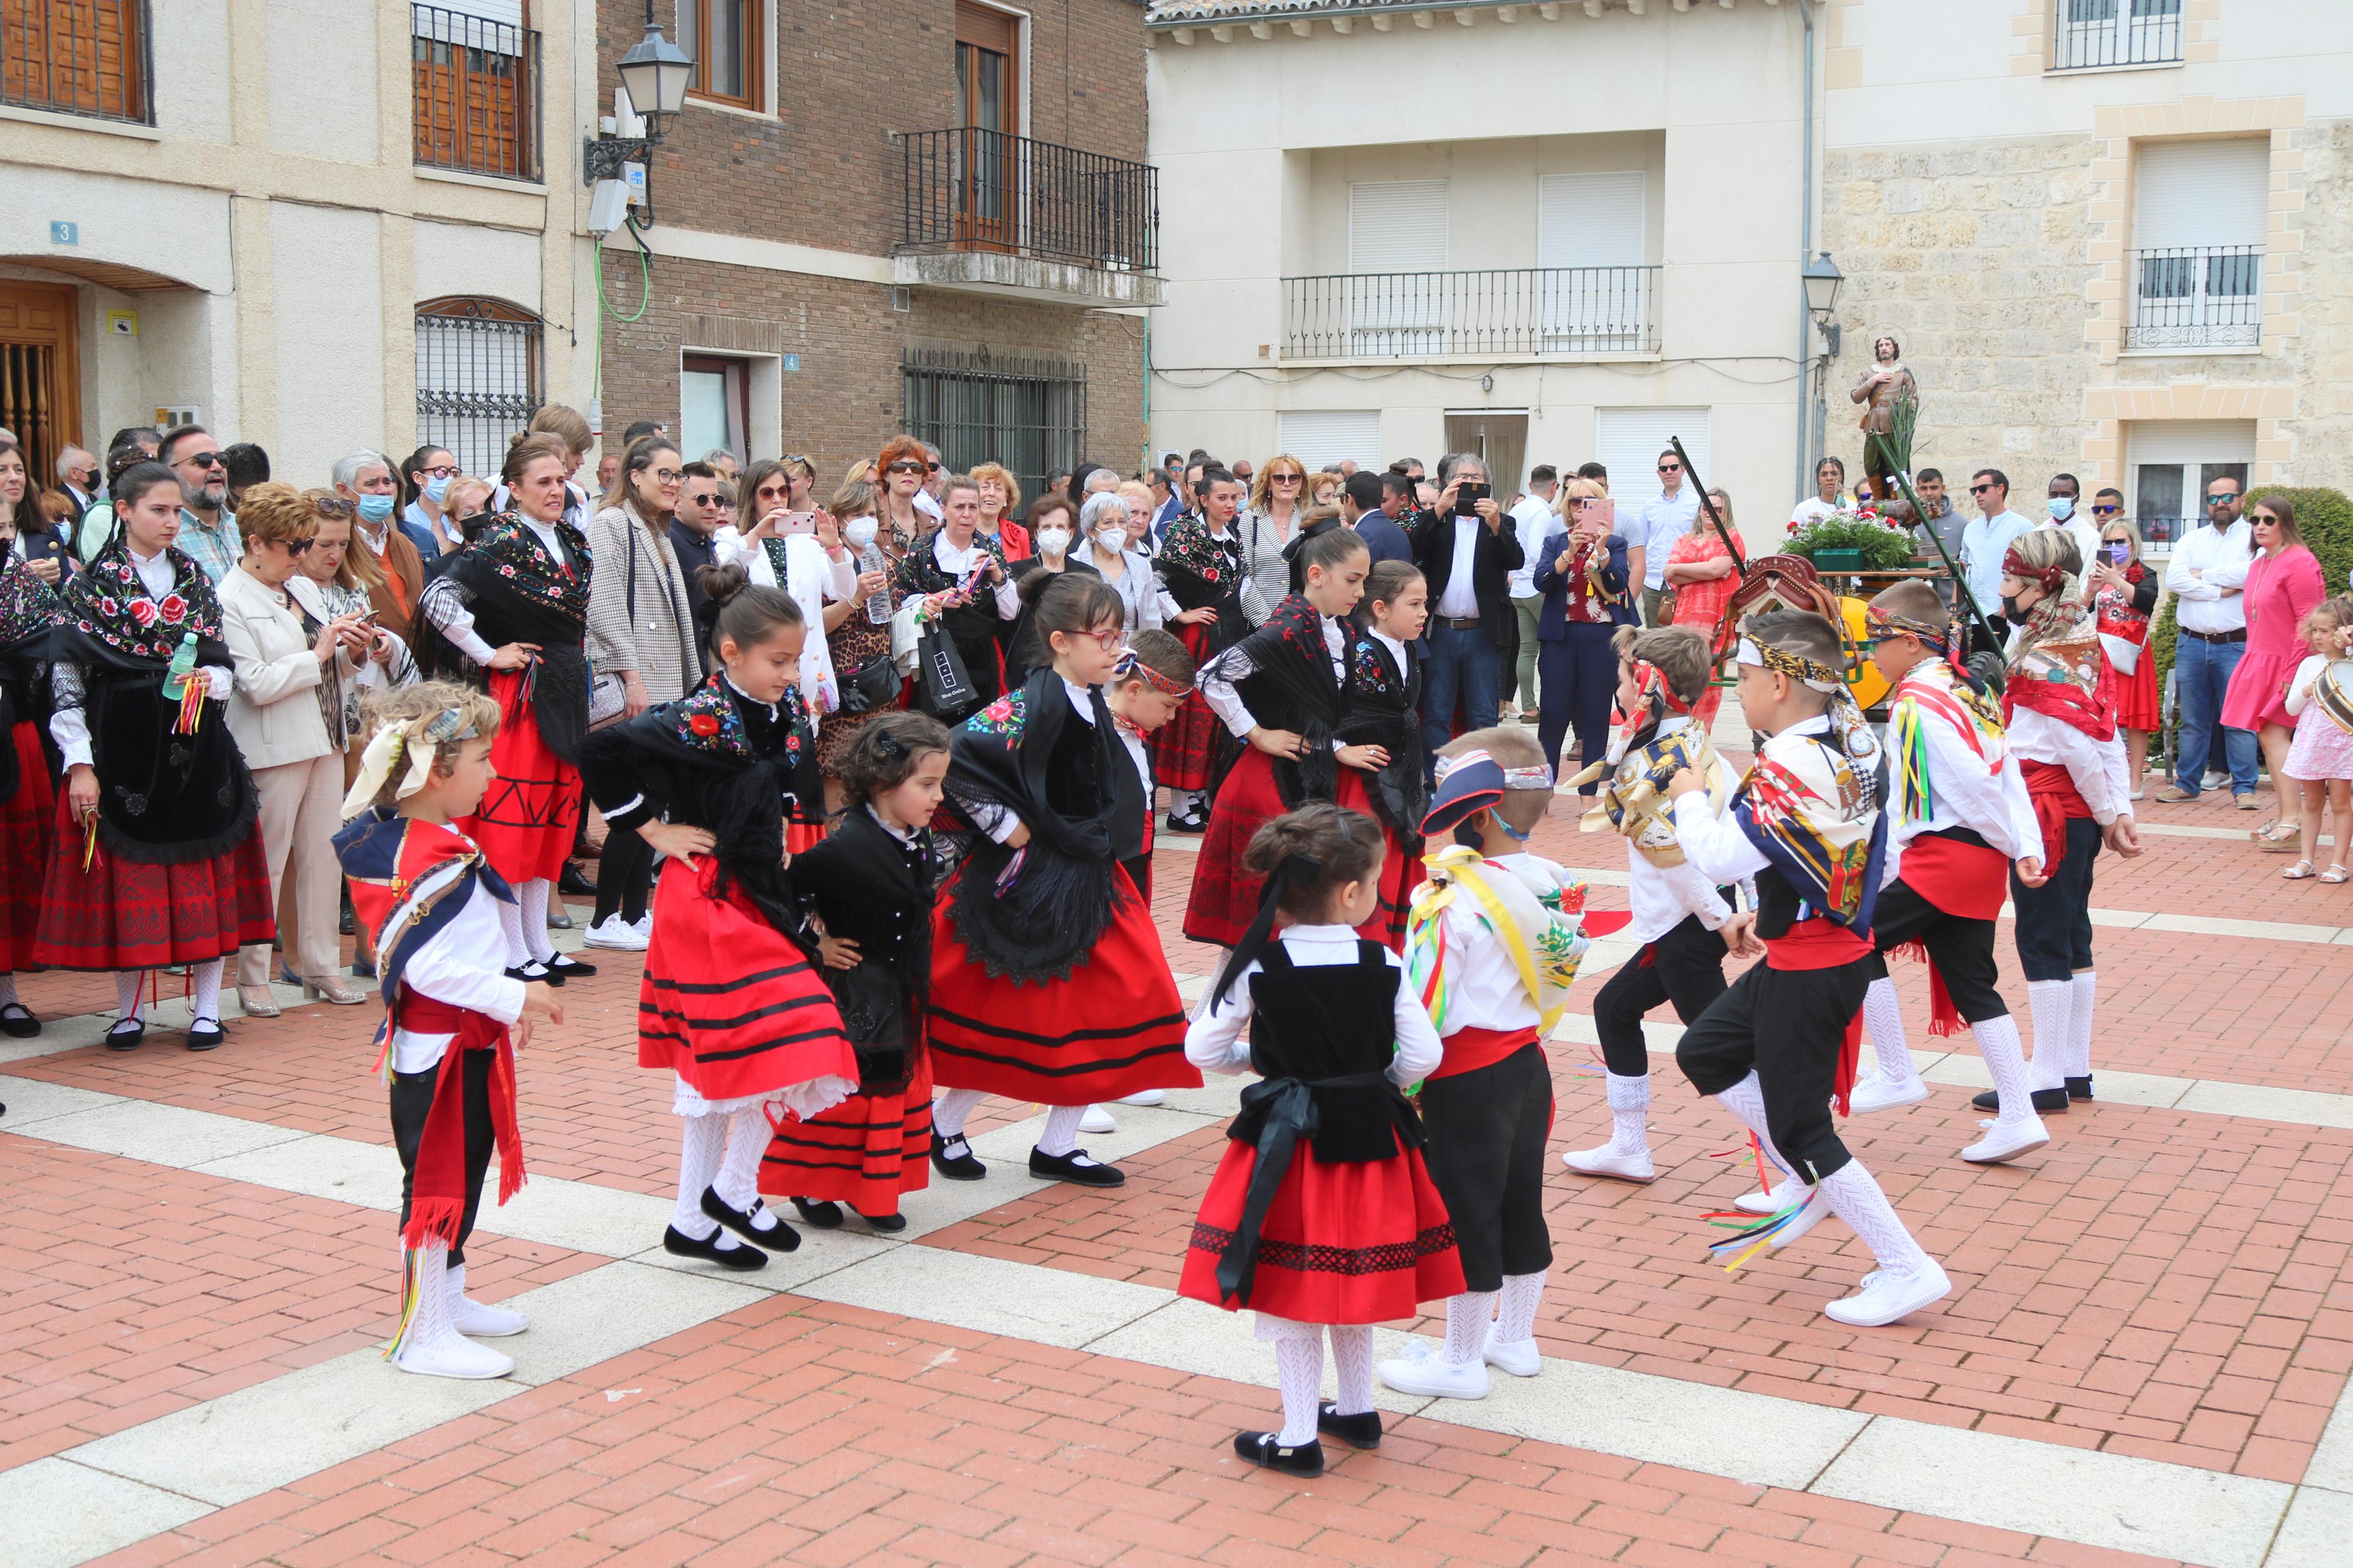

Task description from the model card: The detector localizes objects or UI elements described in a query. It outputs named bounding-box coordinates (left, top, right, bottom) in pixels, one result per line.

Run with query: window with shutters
left=2128, top=139, right=2267, bottom=351
left=0, top=0, right=151, bottom=125
left=1536, top=172, right=1648, bottom=352
left=416, top=298, right=544, bottom=478
left=411, top=3, right=540, bottom=182
left=676, top=0, right=762, bottom=112
left=2125, top=419, right=2253, bottom=556
left=1277, top=411, right=1382, bottom=475
left=2054, top=0, right=2182, bottom=71
left=1344, top=180, right=1450, bottom=355
left=1594, top=408, right=1709, bottom=515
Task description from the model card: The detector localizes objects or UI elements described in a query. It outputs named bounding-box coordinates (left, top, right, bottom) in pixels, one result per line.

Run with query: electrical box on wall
left=154, top=404, right=200, bottom=428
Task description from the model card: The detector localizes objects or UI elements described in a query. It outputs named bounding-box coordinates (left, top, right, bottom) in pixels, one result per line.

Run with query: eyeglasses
left=2090, top=503, right=2122, bottom=515
left=886, top=461, right=925, bottom=475
left=651, top=468, right=683, bottom=484
left=1969, top=482, right=1996, bottom=495
left=416, top=463, right=459, bottom=481
left=2206, top=493, right=2237, bottom=506
left=180, top=451, right=225, bottom=469
left=1658, top=463, right=1683, bottom=474
left=1076, top=627, right=1126, bottom=651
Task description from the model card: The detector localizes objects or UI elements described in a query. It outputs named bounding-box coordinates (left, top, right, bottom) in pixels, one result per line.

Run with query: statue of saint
left=1848, top=335, right=1916, bottom=496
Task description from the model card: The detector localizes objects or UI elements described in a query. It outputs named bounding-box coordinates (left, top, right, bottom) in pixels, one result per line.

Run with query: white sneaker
left=1733, top=1177, right=1805, bottom=1216
left=1728, top=1181, right=1827, bottom=1249
left=1961, top=1116, right=2050, bottom=1165
left=631, top=911, right=655, bottom=943
left=448, top=1264, right=529, bottom=1338
left=1560, top=1143, right=1655, bottom=1182
left=1079, top=1105, right=1117, bottom=1135
left=1377, top=1338, right=1489, bottom=1400
left=1482, top=1322, right=1542, bottom=1378
left=583, top=914, right=650, bottom=951
left=392, top=1331, right=515, bottom=1379
left=1847, top=1069, right=1930, bottom=1115
left=1823, top=1260, right=1953, bottom=1327
left=1117, top=1089, right=1166, bottom=1107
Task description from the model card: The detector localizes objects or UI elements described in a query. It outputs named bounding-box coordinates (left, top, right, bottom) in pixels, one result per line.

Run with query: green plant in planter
left=2150, top=486, right=2353, bottom=707
left=1782, top=510, right=1918, bottom=571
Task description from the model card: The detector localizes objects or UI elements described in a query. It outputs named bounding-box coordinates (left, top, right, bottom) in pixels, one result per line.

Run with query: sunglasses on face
left=181, top=451, right=225, bottom=469
left=2208, top=494, right=2237, bottom=506
left=314, top=497, right=356, bottom=517
left=274, top=536, right=315, bottom=555
left=1658, top=463, right=1682, bottom=474
left=2090, top=503, right=2121, bottom=515
left=1969, top=482, right=1996, bottom=495
left=1272, top=472, right=1303, bottom=484
left=886, top=461, right=925, bottom=475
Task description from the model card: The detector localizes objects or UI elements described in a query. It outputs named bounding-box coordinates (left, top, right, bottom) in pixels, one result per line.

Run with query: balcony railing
left=896, top=127, right=1159, bottom=275
left=411, top=2, right=539, bottom=183
left=2127, top=244, right=2261, bottom=351
left=0, top=0, right=152, bottom=125
left=1283, top=267, right=1658, bottom=360
left=2054, top=0, right=2182, bottom=70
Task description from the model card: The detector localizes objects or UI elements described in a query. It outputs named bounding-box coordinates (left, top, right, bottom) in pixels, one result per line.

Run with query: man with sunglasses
left=1639, top=450, right=1701, bottom=627
left=159, top=425, right=243, bottom=586
left=2157, top=476, right=2258, bottom=805
left=1959, top=469, right=2031, bottom=657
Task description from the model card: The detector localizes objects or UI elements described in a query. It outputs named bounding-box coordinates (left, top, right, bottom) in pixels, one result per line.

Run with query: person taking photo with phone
left=1410, top=453, right=1524, bottom=763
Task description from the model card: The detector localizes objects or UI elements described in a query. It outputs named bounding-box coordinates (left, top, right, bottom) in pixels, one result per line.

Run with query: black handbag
left=836, top=647, right=901, bottom=715
left=913, top=621, right=981, bottom=723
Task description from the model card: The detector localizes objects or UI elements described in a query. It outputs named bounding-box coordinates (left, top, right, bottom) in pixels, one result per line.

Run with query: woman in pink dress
left=1664, top=487, right=1740, bottom=725
left=2221, top=495, right=2325, bottom=848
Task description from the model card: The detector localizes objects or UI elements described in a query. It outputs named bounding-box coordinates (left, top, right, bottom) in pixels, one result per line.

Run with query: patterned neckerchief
left=470, top=510, right=591, bottom=626
left=0, top=552, right=61, bottom=645
left=672, top=671, right=810, bottom=770
left=59, top=538, right=219, bottom=661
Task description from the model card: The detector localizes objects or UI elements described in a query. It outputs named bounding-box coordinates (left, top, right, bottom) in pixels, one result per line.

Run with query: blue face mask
left=423, top=475, right=450, bottom=504
left=2047, top=496, right=2074, bottom=522
left=356, top=493, right=396, bottom=524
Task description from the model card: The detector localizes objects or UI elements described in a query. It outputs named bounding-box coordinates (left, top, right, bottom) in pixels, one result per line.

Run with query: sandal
left=2325, top=865, right=2351, bottom=884
left=2284, top=859, right=2316, bottom=879
left=2258, top=823, right=2303, bottom=852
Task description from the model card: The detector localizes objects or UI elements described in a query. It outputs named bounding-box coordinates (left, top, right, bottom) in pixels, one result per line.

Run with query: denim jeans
left=1421, top=621, right=1504, bottom=760
left=2172, top=632, right=2259, bottom=795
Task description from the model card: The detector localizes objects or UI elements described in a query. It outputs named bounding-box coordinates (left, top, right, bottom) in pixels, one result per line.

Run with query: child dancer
left=1382, top=728, right=1591, bottom=1400
left=927, top=573, right=1199, bottom=1188
left=764, top=711, right=952, bottom=1233
left=1151, top=466, right=1248, bottom=833
left=1666, top=610, right=1953, bottom=1327
left=1336, top=560, right=1431, bottom=948
left=1562, top=626, right=1754, bottom=1183
left=0, top=547, right=58, bottom=1036
left=576, top=567, right=859, bottom=1269
left=1980, top=532, right=2139, bottom=1115
left=1186, top=528, right=1390, bottom=949
left=2279, top=598, right=2353, bottom=884
left=333, top=682, right=563, bottom=1379
left=1843, top=580, right=2052, bottom=1167
left=1181, top=803, right=1461, bottom=1475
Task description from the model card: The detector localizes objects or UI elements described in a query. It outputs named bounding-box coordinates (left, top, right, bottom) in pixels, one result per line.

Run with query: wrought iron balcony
left=2127, top=244, right=2261, bottom=351
left=1283, top=266, right=1658, bottom=361
left=411, top=2, right=541, bottom=183
left=2053, top=0, right=2183, bottom=71
left=893, top=127, right=1162, bottom=308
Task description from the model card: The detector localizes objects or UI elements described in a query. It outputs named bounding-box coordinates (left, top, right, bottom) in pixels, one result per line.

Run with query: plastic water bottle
left=862, top=543, right=892, bottom=625
left=162, top=631, right=198, bottom=699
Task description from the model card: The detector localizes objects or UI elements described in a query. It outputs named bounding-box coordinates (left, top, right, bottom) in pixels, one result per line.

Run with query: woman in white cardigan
left=217, top=485, right=375, bottom=1012
left=713, top=456, right=858, bottom=717
left=1077, top=490, right=1169, bottom=635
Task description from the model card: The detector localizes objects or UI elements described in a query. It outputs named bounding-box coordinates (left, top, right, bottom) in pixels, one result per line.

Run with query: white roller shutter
left=1277, top=410, right=1382, bottom=473
left=2134, top=140, right=2268, bottom=250
left=1348, top=180, right=1449, bottom=273
left=2126, top=419, right=2256, bottom=468
left=1594, top=407, right=1709, bottom=513
left=1538, top=172, right=1646, bottom=350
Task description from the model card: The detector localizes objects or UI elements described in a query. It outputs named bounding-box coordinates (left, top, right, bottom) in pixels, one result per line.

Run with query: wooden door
left=953, top=2, right=1019, bottom=252
left=0, top=280, right=81, bottom=489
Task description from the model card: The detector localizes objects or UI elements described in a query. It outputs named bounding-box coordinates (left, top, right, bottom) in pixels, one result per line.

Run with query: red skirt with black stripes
left=758, top=1043, right=933, bottom=1214
left=637, top=856, right=858, bottom=1103
left=1148, top=621, right=1224, bottom=793
left=456, top=671, right=580, bottom=886
left=925, top=861, right=1199, bottom=1105
left=1183, top=749, right=1420, bottom=951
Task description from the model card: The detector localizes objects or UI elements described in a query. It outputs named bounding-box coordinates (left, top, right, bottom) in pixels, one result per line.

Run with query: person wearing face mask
left=333, top=450, right=430, bottom=646
left=2039, top=474, right=2102, bottom=603
left=400, top=446, right=464, bottom=557
left=1077, top=491, right=1165, bottom=641
left=1004, top=494, right=1099, bottom=684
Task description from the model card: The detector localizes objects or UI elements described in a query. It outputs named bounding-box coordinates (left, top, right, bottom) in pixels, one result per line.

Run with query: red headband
left=2001, top=546, right=2066, bottom=593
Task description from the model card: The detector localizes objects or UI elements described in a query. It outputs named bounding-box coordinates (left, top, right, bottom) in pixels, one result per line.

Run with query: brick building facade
left=592, top=0, right=1155, bottom=499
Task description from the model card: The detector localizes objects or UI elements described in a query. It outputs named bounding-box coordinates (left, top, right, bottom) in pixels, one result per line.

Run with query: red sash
left=2019, top=760, right=2092, bottom=874
left=393, top=994, right=524, bottom=1249
left=1890, top=833, right=2010, bottom=1038
left=1430, top=1023, right=1539, bottom=1080
left=1763, top=917, right=1868, bottom=1117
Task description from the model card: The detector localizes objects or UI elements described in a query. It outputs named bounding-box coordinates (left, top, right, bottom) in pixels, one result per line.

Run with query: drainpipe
left=1794, top=0, right=1817, bottom=503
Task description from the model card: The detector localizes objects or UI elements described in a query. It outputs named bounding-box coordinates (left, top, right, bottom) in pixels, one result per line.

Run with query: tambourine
left=2316, top=658, right=2353, bottom=738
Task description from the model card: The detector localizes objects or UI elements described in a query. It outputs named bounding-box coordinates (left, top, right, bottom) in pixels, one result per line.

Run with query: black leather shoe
left=546, top=954, right=596, bottom=980
left=560, top=863, right=598, bottom=897
left=1971, top=1087, right=2070, bottom=1114
left=104, top=1020, right=145, bottom=1053
left=185, top=1017, right=225, bottom=1052
left=662, top=1224, right=766, bottom=1270
left=2065, top=1075, right=2094, bottom=1101
left=1164, top=809, right=1208, bottom=835
left=1317, top=1404, right=1382, bottom=1450
left=700, top=1187, right=799, bottom=1253
left=855, top=1210, right=908, bottom=1233
left=790, top=1197, right=844, bottom=1228
left=0, top=1003, right=40, bottom=1038
left=1028, top=1146, right=1125, bottom=1187
left=931, top=1132, right=986, bottom=1181
left=507, top=961, right=555, bottom=985
left=1233, top=1431, right=1323, bottom=1476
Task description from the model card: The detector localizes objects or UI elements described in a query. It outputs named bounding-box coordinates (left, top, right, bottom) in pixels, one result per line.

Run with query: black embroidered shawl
left=1211, top=593, right=1345, bottom=807
left=1336, top=630, right=1427, bottom=839
left=0, top=553, right=59, bottom=802
left=896, top=528, right=1010, bottom=652
left=1155, top=515, right=1248, bottom=653
left=433, top=511, right=594, bottom=761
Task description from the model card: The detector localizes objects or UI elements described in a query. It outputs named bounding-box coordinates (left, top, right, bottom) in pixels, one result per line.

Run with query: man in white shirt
left=2040, top=474, right=2103, bottom=599
left=1504, top=465, right=1558, bottom=719
left=2156, top=476, right=2258, bottom=803
left=1638, top=450, right=1702, bottom=627
left=1410, top=455, right=1523, bottom=760
left=1958, top=468, right=2032, bottom=657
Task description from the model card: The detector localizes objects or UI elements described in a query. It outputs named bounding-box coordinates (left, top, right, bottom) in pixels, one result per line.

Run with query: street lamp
left=582, top=5, right=694, bottom=227
left=1801, top=251, right=1844, bottom=357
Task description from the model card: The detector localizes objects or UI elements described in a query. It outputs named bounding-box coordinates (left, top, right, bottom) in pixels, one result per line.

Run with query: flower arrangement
left=1783, top=506, right=1918, bottom=571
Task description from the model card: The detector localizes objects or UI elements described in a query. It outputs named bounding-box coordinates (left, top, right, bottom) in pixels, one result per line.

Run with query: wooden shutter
left=1, top=0, right=149, bottom=122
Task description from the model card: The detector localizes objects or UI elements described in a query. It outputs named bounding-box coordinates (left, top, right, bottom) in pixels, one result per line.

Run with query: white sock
left=1038, top=1103, right=1087, bottom=1158
left=1863, top=976, right=1914, bottom=1082
left=672, top=1112, right=727, bottom=1240
left=714, top=1107, right=782, bottom=1235
left=2024, top=980, right=2071, bottom=1094
left=497, top=897, right=526, bottom=968
left=1329, top=1325, right=1374, bottom=1416
left=932, top=1087, right=986, bottom=1141
left=519, top=879, right=555, bottom=963
left=2067, top=971, right=2097, bottom=1080
left=1442, top=1290, right=1498, bottom=1366
left=1603, top=1072, right=1650, bottom=1154
left=0, top=972, right=19, bottom=1007
left=189, top=958, right=225, bottom=1025
left=1712, top=1072, right=1798, bottom=1188
left=1817, top=1161, right=1935, bottom=1280
left=400, top=1239, right=452, bottom=1356
left=1971, top=1013, right=2038, bottom=1128
left=1170, top=788, right=1201, bottom=816
left=1496, top=1270, right=1546, bottom=1345
left=115, top=970, right=146, bottom=1026
left=1273, top=1331, right=1323, bottom=1446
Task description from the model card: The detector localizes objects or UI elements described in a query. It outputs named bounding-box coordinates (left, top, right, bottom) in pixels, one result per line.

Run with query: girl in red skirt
left=1184, top=527, right=1389, bottom=949
left=927, top=572, right=1199, bottom=1189
left=577, top=566, right=858, bottom=1270
left=0, top=546, right=59, bottom=1036
left=1150, top=468, right=1248, bottom=833
left=416, top=433, right=597, bottom=986
left=1179, top=803, right=1461, bottom=1477
left=39, top=462, right=274, bottom=1051
left=761, top=711, right=951, bottom=1232
left=1335, top=560, right=1431, bottom=948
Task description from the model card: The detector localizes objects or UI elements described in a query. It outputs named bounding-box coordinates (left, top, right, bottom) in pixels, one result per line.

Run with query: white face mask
left=1035, top=527, right=1072, bottom=557
left=844, top=518, right=878, bottom=549
left=1096, top=528, right=1130, bottom=556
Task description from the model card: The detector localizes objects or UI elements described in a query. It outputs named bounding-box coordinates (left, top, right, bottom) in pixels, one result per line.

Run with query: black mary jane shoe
left=185, top=1017, right=226, bottom=1053
left=854, top=1210, right=908, bottom=1234
left=104, top=1020, right=145, bottom=1053
left=1971, top=1087, right=2070, bottom=1114
left=1233, top=1431, right=1323, bottom=1477
left=790, top=1197, right=845, bottom=1229
left=0, top=1002, right=41, bottom=1039
left=545, top=954, right=597, bottom=981
left=1316, top=1403, right=1382, bottom=1450
left=1028, top=1146, right=1126, bottom=1188
left=507, top=961, right=555, bottom=986
left=930, top=1132, right=986, bottom=1182
left=662, top=1223, right=767, bottom=1270
left=1164, top=809, right=1208, bottom=835
left=2065, top=1075, right=2095, bottom=1102
left=700, top=1187, right=801, bottom=1253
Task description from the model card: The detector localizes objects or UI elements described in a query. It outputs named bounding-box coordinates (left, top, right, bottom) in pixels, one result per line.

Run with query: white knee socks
left=115, top=970, right=146, bottom=1026
left=1972, top=1013, right=2038, bottom=1127
left=1328, top=1325, right=1374, bottom=1417
left=497, top=897, right=526, bottom=969
left=1442, top=1290, right=1499, bottom=1367
left=1863, top=976, right=1915, bottom=1082
left=713, top=1106, right=767, bottom=1212
left=519, top=879, right=555, bottom=963
left=1272, top=1328, right=1324, bottom=1446
left=2025, top=980, right=2072, bottom=1093
left=189, top=958, right=225, bottom=1025
left=2067, top=971, right=2097, bottom=1080
left=1712, top=1072, right=1797, bottom=1184
left=932, top=1087, right=986, bottom=1142
left=1603, top=1072, right=1650, bottom=1154
left=1037, top=1103, right=1087, bottom=1158
left=672, top=1112, right=727, bottom=1240
left=1496, top=1270, right=1546, bottom=1346
left=1817, top=1161, right=1935, bottom=1281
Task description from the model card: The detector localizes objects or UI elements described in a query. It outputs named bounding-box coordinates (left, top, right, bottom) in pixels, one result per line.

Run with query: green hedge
left=2150, top=486, right=2353, bottom=717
